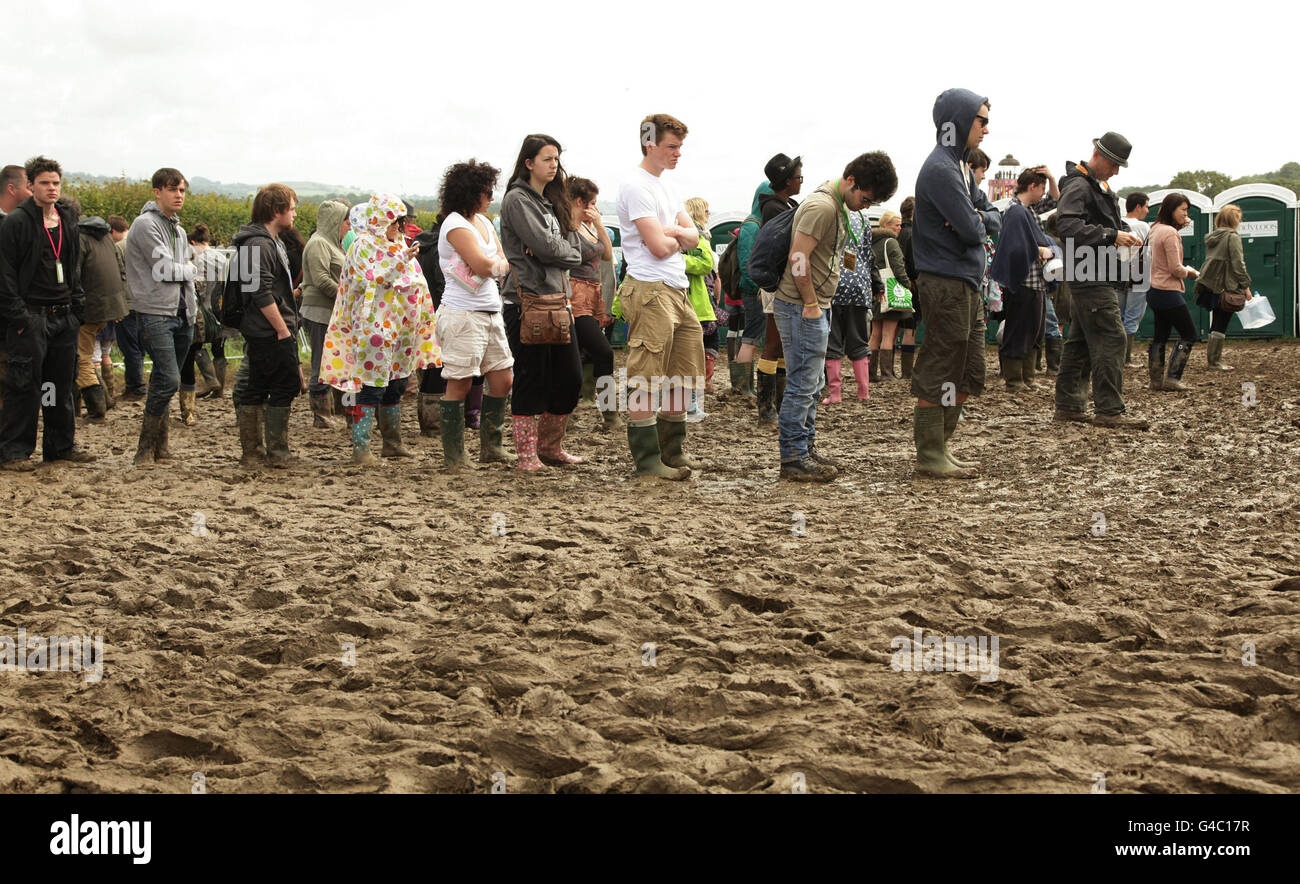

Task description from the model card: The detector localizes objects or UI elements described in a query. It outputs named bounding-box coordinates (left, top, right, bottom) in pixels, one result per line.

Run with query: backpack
left=717, top=217, right=758, bottom=296
left=219, top=243, right=247, bottom=331
left=746, top=206, right=798, bottom=291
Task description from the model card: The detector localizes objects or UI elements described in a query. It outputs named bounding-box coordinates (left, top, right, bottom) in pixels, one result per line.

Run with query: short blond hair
left=879, top=210, right=901, bottom=228
left=684, top=197, right=710, bottom=234
left=1216, top=204, right=1242, bottom=229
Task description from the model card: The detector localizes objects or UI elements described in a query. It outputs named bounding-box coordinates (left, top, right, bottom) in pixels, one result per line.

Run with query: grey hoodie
left=913, top=88, right=1001, bottom=290
left=300, top=199, right=348, bottom=324
left=124, top=200, right=197, bottom=320
left=499, top=177, right=585, bottom=305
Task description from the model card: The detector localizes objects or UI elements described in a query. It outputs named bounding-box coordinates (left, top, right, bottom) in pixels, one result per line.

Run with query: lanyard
left=833, top=185, right=857, bottom=248
left=44, top=216, right=62, bottom=259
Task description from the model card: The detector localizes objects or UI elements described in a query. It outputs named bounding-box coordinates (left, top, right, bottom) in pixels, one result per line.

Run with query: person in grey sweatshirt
left=299, top=198, right=349, bottom=428
left=910, top=88, right=1000, bottom=480
left=123, top=168, right=197, bottom=465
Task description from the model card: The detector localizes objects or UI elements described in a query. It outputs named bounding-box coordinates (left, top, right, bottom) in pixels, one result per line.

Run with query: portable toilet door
left=1137, top=189, right=1214, bottom=338
left=1211, top=183, right=1297, bottom=337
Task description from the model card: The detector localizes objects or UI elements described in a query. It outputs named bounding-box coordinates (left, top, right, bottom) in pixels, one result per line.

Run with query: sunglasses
left=975, top=115, right=989, bottom=126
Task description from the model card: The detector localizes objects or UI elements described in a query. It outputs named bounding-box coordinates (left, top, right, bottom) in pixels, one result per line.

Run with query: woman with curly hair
left=499, top=134, right=600, bottom=470
left=433, top=159, right=515, bottom=467
left=319, top=194, right=440, bottom=465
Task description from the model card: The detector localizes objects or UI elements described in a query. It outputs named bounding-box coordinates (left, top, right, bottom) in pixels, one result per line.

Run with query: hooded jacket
left=499, top=177, right=584, bottom=305
left=0, top=197, right=85, bottom=327
left=913, top=88, right=1001, bottom=289
left=77, top=216, right=129, bottom=323
left=759, top=191, right=796, bottom=226
left=300, top=199, right=349, bottom=325
left=1054, top=161, right=1125, bottom=284
left=734, top=183, right=771, bottom=296
left=1196, top=227, right=1252, bottom=310
left=124, top=200, right=197, bottom=320
left=231, top=221, right=298, bottom=341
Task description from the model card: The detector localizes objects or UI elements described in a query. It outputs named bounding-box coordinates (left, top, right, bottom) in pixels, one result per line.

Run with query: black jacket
left=414, top=222, right=445, bottom=310
left=759, top=193, right=796, bottom=227
left=898, top=220, right=916, bottom=283
left=1056, top=161, right=1125, bottom=282
left=231, top=222, right=298, bottom=341
left=0, top=197, right=85, bottom=327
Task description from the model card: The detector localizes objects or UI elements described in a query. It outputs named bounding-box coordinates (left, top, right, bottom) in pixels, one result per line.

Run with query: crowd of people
left=0, top=93, right=1261, bottom=481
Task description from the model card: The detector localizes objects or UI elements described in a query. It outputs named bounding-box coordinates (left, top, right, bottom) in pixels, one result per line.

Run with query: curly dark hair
left=25, top=155, right=61, bottom=183
left=188, top=223, right=211, bottom=244
left=843, top=152, right=898, bottom=203
left=439, top=159, right=500, bottom=219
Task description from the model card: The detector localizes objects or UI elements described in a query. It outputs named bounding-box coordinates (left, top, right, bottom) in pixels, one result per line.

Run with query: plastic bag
left=1237, top=292, right=1275, bottom=330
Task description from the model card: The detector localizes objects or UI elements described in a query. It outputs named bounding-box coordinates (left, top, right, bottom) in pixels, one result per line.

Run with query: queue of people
left=0, top=100, right=1266, bottom=479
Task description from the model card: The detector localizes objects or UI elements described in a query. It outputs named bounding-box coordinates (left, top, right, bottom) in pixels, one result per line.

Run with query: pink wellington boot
left=820, top=358, right=843, bottom=404
left=851, top=356, right=871, bottom=400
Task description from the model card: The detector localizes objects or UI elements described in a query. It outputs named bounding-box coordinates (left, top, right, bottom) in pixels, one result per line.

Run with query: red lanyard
left=44, top=217, right=62, bottom=259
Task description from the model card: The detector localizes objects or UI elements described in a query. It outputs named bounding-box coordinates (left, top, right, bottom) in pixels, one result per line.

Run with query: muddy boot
left=333, top=389, right=354, bottom=434
left=98, top=365, right=117, bottom=410
left=779, top=455, right=834, bottom=483
left=1022, top=350, right=1040, bottom=391
left=195, top=349, right=219, bottom=397
left=851, top=356, right=870, bottom=400
left=1093, top=412, right=1150, bottom=430
left=178, top=390, right=197, bottom=427
left=310, top=389, right=338, bottom=429
left=941, top=404, right=976, bottom=469
left=774, top=367, right=787, bottom=417
left=418, top=393, right=441, bottom=436
left=901, top=346, right=915, bottom=380
left=656, top=415, right=702, bottom=470
left=465, top=383, right=483, bottom=430
left=914, top=406, right=976, bottom=479
left=441, top=400, right=470, bottom=470
left=579, top=362, right=596, bottom=403
left=345, top=405, right=375, bottom=465
left=1207, top=331, right=1232, bottom=371
left=208, top=356, right=229, bottom=399
left=1163, top=340, right=1193, bottom=392
left=868, top=348, right=881, bottom=382
left=599, top=408, right=624, bottom=432
left=154, top=406, right=173, bottom=460
left=378, top=404, right=415, bottom=457
left=264, top=405, right=293, bottom=467
left=236, top=406, right=264, bottom=466
left=628, top=419, right=690, bottom=480
left=479, top=394, right=516, bottom=464
left=1148, top=342, right=1166, bottom=391
left=704, top=352, right=716, bottom=393
left=133, top=413, right=163, bottom=465
left=1045, top=337, right=1062, bottom=374
left=820, top=358, right=842, bottom=404
left=729, top=360, right=756, bottom=401
left=1124, top=333, right=1136, bottom=366
left=1004, top=356, right=1027, bottom=392
left=81, top=384, right=107, bottom=422
left=756, top=371, right=777, bottom=425
left=511, top=413, right=542, bottom=472
left=538, top=412, right=583, bottom=465
left=878, top=349, right=897, bottom=381
left=1035, top=346, right=1044, bottom=373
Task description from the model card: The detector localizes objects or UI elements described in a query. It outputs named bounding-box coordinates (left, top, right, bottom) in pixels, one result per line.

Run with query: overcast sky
left=4, top=0, right=1291, bottom=216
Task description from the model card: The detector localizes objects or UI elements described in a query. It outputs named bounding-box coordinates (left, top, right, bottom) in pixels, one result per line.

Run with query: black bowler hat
left=1092, top=132, right=1132, bottom=167
left=765, top=153, right=802, bottom=188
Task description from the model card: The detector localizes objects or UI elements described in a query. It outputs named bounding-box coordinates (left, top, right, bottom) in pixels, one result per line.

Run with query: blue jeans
left=1121, top=288, right=1147, bottom=334
left=1045, top=296, right=1062, bottom=340
left=139, top=313, right=194, bottom=417
left=117, top=311, right=147, bottom=392
left=772, top=298, right=829, bottom=462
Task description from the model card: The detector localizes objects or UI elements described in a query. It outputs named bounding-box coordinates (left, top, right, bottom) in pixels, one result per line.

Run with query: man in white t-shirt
left=616, top=113, right=704, bottom=481
left=1119, top=191, right=1151, bottom=364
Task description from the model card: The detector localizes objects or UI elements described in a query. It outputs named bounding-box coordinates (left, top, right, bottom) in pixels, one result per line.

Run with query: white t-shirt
left=438, top=212, right=501, bottom=311
left=1122, top=217, right=1151, bottom=292
left=617, top=166, right=688, bottom=290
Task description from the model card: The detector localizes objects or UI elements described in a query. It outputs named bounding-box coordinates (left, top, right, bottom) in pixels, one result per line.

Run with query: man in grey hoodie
left=299, top=199, right=348, bottom=428
left=124, top=168, right=197, bottom=465
left=910, top=88, right=1000, bottom=479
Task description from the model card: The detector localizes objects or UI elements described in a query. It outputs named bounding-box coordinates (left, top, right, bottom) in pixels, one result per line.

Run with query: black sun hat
left=764, top=153, right=802, bottom=188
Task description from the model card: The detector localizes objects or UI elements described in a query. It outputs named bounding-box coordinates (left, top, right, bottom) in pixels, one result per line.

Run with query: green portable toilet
left=1135, top=189, right=1213, bottom=339
left=1211, top=184, right=1296, bottom=337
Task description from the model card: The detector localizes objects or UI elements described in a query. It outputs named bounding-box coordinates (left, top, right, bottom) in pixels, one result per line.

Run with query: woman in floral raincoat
left=321, top=193, right=440, bottom=465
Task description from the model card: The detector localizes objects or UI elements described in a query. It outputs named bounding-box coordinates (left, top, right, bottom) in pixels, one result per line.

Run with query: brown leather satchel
left=512, top=273, right=571, bottom=346
left=1218, top=289, right=1248, bottom=312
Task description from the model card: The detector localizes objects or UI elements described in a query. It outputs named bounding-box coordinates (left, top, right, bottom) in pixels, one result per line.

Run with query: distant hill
left=67, top=172, right=439, bottom=210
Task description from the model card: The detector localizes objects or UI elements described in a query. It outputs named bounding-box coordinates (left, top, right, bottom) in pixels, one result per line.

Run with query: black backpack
left=717, top=216, right=758, bottom=297
left=747, top=206, right=798, bottom=291
left=218, top=245, right=244, bottom=332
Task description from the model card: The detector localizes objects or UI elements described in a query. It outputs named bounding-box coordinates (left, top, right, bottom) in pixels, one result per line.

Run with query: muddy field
left=1, top=340, right=1298, bottom=794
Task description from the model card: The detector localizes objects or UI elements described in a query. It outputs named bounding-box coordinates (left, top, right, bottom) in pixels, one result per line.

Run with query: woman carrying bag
left=868, top=211, right=913, bottom=381
left=1196, top=204, right=1253, bottom=371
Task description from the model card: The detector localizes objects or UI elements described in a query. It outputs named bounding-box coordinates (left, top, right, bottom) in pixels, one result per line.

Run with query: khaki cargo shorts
left=619, top=276, right=705, bottom=391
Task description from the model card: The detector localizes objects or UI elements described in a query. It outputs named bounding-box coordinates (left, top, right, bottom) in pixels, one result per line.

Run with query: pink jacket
left=1149, top=223, right=1192, bottom=290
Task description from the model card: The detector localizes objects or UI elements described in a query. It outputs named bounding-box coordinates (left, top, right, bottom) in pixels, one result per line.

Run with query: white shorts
left=434, top=307, right=514, bottom=380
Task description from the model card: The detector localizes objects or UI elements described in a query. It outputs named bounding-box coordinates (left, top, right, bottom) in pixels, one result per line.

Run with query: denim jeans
left=772, top=298, right=829, bottom=462
left=303, top=318, right=329, bottom=395
left=117, top=310, right=147, bottom=392
left=1045, top=296, right=1062, bottom=339
left=1120, top=287, right=1147, bottom=334
left=139, top=313, right=193, bottom=417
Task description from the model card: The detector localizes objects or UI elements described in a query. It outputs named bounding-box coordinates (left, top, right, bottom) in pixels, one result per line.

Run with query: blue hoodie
left=913, top=88, right=1001, bottom=289
left=735, top=182, right=772, bottom=295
